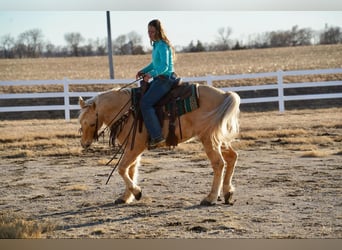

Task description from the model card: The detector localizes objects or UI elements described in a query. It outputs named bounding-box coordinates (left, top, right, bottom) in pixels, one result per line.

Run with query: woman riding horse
left=136, top=19, right=176, bottom=148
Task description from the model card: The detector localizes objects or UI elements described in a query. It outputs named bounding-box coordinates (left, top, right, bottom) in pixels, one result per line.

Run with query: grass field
left=0, top=44, right=341, bottom=92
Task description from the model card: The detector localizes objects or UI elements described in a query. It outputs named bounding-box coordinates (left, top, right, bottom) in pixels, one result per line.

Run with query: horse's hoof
left=114, top=198, right=126, bottom=205
left=134, top=190, right=142, bottom=201
left=224, top=192, right=235, bottom=205
left=200, top=199, right=216, bottom=206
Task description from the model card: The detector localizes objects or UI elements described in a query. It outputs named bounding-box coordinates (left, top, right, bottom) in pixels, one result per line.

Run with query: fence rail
left=1, top=68, right=341, bottom=121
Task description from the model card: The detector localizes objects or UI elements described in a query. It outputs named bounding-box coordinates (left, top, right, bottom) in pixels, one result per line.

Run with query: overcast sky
left=0, top=11, right=341, bottom=49
left=0, top=1, right=341, bottom=49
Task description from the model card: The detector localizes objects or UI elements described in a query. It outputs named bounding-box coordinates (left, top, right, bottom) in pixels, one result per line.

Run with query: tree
left=247, top=32, right=270, bottom=49
left=290, top=25, right=313, bottom=46
left=16, top=29, right=44, bottom=57
left=45, top=42, right=55, bottom=57
left=182, top=40, right=206, bottom=52
left=195, top=40, right=205, bottom=52
left=232, top=41, right=245, bottom=50
left=113, top=32, right=144, bottom=55
left=127, top=31, right=142, bottom=46
left=319, top=24, right=342, bottom=44
left=0, top=34, right=15, bottom=58
left=113, top=34, right=127, bottom=55
left=64, top=32, right=84, bottom=56
left=82, top=38, right=95, bottom=56
left=94, top=38, right=106, bottom=56
left=215, top=26, right=232, bottom=50
left=269, top=30, right=292, bottom=47
left=127, top=31, right=144, bottom=55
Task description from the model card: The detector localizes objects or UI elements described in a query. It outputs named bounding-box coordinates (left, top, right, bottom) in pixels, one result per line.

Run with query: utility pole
left=106, top=11, right=114, bottom=79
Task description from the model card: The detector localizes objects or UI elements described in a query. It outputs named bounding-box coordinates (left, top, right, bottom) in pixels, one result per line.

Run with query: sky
left=0, top=11, right=341, bottom=49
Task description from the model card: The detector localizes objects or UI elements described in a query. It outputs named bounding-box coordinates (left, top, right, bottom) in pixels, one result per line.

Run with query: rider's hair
left=148, top=19, right=175, bottom=59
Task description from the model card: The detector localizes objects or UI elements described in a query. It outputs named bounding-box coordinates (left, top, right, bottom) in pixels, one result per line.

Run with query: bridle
left=79, top=77, right=142, bottom=142
left=78, top=106, right=100, bottom=142
left=93, top=112, right=100, bottom=141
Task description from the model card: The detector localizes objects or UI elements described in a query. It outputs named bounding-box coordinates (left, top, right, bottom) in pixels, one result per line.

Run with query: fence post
left=207, top=74, right=213, bottom=86
left=63, top=78, right=70, bottom=121
left=277, top=70, right=285, bottom=112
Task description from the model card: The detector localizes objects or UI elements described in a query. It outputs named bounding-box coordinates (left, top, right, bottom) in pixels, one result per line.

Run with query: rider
left=136, top=19, right=176, bottom=148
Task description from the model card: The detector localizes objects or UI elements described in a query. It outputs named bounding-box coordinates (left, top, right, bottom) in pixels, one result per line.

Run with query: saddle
left=131, top=79, right=200, bottom=148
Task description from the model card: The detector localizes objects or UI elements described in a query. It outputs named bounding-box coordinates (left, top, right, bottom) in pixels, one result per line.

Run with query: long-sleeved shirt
left=140, top=40, right=174, bottom=78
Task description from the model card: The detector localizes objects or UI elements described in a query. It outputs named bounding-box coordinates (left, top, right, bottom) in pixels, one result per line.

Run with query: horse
left=78, top=84, right=240, bottom=206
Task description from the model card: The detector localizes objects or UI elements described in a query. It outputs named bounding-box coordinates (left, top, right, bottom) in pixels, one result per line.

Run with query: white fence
left=1, top=68, right=341, bottom=121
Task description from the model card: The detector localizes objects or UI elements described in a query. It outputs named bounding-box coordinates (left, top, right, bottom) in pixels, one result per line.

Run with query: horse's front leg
left=115, top=155, right=141, bottom=204
left=115, top=152, right=143, bottom=204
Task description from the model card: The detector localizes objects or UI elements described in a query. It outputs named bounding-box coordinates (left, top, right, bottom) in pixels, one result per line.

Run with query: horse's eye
left=90, top=124, right=96, bottom=127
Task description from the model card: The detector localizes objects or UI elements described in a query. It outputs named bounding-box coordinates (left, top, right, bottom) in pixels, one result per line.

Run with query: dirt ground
left=0, top=108, right=341, bottom=238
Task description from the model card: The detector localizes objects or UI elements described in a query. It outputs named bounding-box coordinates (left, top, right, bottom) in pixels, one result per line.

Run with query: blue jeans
left=140, top=77, right=175, bottom=140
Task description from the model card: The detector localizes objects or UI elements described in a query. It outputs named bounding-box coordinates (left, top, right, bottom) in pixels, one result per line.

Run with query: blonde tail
left=200, top=91, right=240, bottom=148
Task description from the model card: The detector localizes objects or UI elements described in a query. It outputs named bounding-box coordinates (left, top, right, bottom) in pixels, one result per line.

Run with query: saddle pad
left=165, top=84, right=199, bottom=116
left=131, top=83, right=199, bottom=117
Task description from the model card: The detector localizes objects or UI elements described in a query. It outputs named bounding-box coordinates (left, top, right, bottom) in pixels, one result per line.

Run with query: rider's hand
left=136, top=71, right=144, bottom=80
left=143, top=73, right=151, bottom=82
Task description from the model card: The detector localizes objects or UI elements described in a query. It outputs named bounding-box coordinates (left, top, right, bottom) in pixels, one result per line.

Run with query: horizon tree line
left=0, top=24, right=341, bottom=58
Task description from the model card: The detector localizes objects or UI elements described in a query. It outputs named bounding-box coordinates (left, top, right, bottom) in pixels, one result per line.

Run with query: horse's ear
left=79, top=97, right=86, bottom=108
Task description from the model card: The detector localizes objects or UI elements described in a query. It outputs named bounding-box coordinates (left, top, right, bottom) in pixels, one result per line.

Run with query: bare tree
left=290, top=25, right=313, bottom=46
left=16, top=29, right=44, bottom=57
left=247, top=32, right=270, bottom=48
left=45, top=42, right=55, bottom=57
left=113, top=34, right=127, bottom=55
left=320, top=24, right=342, bottom=44
left=127, top=31, right=144, bottom=54
left=269, top=30, right=293, bottom=47
left=64, top=32, right=84, bottom=56
left=127, top=31, right=142, bottom=46
left=0, top=34, right=15, bottom=58
left=113, top=32, right=144, bottom=55
left=216, top=26, right=232, bottom=50
left=94, top=38, right=106, bottom=56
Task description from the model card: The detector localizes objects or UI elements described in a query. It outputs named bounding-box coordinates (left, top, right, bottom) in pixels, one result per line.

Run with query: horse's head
left=78, top=96, right=101, bottom=148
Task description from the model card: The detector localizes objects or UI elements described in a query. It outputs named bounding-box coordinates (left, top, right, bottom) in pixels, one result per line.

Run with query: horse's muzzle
left=81, top=140, right=92, bottom=149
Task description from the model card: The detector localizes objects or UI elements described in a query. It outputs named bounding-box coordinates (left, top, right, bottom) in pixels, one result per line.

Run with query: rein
left=94, top=95, right=134, bottom=185
left=95, top=78, right=142, bottom=139
left=93, top=113, right=99, bottom=141
left=86, top=80, right=143, bottom=185
left=87, top=97, right=133, bottom=185
left=95, top=98, right=131, bottom=140
left=105, top=118, right=135, bottom=184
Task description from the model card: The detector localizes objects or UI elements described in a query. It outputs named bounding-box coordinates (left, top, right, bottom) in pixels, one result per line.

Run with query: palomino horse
left=78, top=84, right=240, bottom=206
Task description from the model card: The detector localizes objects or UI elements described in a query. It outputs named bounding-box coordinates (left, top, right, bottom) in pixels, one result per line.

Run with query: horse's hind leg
left=221, top=146, right=238, bottom=205
left=200, top=137, right=225, bottom=206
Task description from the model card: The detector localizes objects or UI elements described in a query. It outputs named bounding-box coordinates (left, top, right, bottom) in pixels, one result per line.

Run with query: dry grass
left=65, top=184, right=89, bottom=191
left=301, top=150, right=330, bottom=158
left=0, top=108, right=340, bottom=160
left=0, top=44, right=341, bottom=93
left=0, top=212, right=53, bottom=239
left=0, top=119, right=81, bottom=159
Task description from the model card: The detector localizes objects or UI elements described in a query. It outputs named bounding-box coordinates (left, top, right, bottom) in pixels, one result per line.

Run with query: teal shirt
left=140, top=40, right=174, bottom=78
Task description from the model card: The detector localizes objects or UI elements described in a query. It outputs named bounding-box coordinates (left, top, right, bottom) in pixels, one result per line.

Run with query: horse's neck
left=98, top=89, right=131, bottom=126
